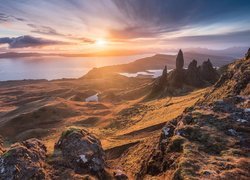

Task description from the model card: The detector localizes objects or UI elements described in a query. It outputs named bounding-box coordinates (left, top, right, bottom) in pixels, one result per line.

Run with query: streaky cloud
left=27, top=23, right=95, bottom=44
left=27, top=24, right=62, bottom=36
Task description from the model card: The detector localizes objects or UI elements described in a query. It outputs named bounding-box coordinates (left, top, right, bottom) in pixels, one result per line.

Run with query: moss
left=192, top=111, right=203, bottom=118
left=173, top=159, right=200, bottom=180
left=61, top=127, right=80, bottom=138
left=202, top=143, right=223, bottom=155
left=2, top=151, right=12, bottom=158
left=221, top=148, right=245, bottom=157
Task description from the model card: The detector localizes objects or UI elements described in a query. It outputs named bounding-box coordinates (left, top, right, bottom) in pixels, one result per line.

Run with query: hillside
left=0, top=50, right=249, bottom=179
left=85, top=52, right=233, bottom=77
left=137, top=50, right=250, bottom=179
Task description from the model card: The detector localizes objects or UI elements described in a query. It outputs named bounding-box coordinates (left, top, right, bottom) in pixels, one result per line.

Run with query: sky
left=0, top=0, right=249, bottom=55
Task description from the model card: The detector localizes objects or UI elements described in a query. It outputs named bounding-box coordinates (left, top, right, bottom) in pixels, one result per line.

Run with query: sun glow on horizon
left=95, top=39, right=107, bottom=47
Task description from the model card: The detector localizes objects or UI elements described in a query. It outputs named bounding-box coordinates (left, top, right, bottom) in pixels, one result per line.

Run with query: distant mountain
left=185, top=46, right=248, bottom=58
left=0, top=52, right=46, bottom=58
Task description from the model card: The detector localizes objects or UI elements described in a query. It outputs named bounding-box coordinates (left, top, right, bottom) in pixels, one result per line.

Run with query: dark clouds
left=112, top=0, right=250, bottom=29
left=0, top=36, right=63, bottom=48
left=111, top=0, right=250, bottom=41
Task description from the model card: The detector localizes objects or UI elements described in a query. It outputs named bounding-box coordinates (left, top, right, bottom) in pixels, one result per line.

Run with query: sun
left=95, top=39, right=107, bottom=46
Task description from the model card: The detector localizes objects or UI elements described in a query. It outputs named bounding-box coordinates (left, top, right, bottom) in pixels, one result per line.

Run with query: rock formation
left=199, top=59, right=219, bottom=84
left=160, top=65, right=168, bottom=84
left=54, top=128, right=106, bottom=178
left=150, top=50, right=220, bottom=97
left=166, top=50, right=186, bottom=88
left=0, top=138, right=47, bottom=179
left=176, top=49, right=184, bottom=70
left=153, top=66, right=168, bottom=91
left=185, top=59, right=204, bottom=87
left=139, top=50, right=250, bottom=179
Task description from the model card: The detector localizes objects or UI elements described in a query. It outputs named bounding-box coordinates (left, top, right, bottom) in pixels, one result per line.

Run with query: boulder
left=0, top=138, right=47, bottom=180
left=113, top=169, right=128, bottom=180
left=54, top=128, right=106, bottom=178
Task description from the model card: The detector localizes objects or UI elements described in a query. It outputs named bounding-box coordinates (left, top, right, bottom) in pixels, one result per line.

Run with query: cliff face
left=139, top=52, right=250, bottom=179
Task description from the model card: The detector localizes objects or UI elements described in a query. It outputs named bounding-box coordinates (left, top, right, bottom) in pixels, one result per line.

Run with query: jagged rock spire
left=162, top=65, right=168, bottom=77
left=159, top=65, right=168, bottom=85
left=199, top=59, right=218, bottom=84
left=188, top=59, right=197, bottom=70
left=176, top=49, right=184, bottom=70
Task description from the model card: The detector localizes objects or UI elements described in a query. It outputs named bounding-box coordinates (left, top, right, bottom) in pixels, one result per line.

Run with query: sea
left=0, top=54, right=153, bottom=81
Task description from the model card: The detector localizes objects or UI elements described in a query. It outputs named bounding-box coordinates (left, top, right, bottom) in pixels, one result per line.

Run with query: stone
left=113, top=169, right=128, bottom=180
left=227, top=129, right=238, bottom=136
left=0, top=138, right=47, bottom=180
left=54, top=128, right=106, bottom=178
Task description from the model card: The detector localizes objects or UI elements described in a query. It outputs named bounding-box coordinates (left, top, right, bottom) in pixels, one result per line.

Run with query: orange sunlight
left=95, top=39, right=107, bottom=47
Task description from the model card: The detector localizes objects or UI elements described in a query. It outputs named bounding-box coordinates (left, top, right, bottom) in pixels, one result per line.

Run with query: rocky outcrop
left=0, top=138, right=47, bottom=180
left=0, top=128, right=127, bottom=179
left=199, top=59, right=219, bottom=84
left=159, top=66, right=168, bottom=86
left=150, top=50, right=220, bottom=97
left=139, top=52, right=250, bottom=179
left=151, top=66, right=168, bottom=94
left=185, top=59, right=204, bottom=87
left=203, top=53, right=250, bottom=102
left=170, top=50, right=186, bottom=88
left=245, top=48, right=250, bottom=60
left=54, top=128, right=106, bottom=178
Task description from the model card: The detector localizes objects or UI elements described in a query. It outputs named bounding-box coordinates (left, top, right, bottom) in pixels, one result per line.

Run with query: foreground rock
left=140, top=52, right=250, bottom=179
left=54, top=128, right=106, bottom=178
left=0, top=138, right=47, bottom=179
